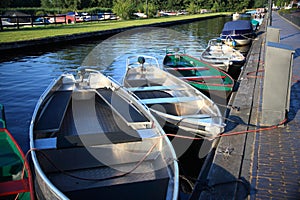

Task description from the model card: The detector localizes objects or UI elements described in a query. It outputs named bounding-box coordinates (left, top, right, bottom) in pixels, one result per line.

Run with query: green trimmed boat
left=163, top=46, right=234, bottom=100
left=0, top=104, right=35, bottom=200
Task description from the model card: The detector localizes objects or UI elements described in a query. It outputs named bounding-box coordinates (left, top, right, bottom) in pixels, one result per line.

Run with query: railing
left=0, top=13, right=118, bottom=31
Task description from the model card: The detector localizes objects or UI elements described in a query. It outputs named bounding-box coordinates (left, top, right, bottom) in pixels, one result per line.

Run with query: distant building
left=4, top=11, right=31, bottom=23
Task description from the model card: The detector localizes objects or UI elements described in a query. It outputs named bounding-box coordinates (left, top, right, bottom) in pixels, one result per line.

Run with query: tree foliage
left=112, top=0, right=135, bottom=19
left=4, top=0, right=289, bottom=14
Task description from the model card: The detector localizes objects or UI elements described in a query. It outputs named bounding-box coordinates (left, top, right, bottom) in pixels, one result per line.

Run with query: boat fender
left=232, top=40, right=236, bottom=47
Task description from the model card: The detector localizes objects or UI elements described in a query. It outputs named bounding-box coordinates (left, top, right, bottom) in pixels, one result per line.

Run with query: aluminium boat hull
left=30, top=69, right=179, bottom=200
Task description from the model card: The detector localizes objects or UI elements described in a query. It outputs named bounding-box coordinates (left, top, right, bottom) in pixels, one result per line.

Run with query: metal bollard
left=261, top=42, right=294, bottom=125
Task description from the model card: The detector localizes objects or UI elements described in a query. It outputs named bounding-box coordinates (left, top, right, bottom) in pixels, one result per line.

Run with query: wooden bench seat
left=140, top=96, right=199, bottom=104
left=166, top=67, right=210, bottom=71
left=0, top=179, right=30, bottom=197
left=127, top=85, right=184, bottom=92
left=180, top=75, right=226, bottom=80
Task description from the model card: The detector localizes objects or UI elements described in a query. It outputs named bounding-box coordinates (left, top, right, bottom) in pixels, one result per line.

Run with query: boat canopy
left=221, top=20, right=253, bottom=35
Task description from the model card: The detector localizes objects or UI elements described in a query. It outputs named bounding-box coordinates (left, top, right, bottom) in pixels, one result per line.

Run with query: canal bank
left=0, top=14, right=226, bottom=52
left=191, top=11, right=300, bottom=199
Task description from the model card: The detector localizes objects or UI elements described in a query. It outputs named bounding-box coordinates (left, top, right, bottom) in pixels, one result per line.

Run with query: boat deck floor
left=133, top=90, right=181, bottom=116
left=48, top=158, right=170, bottom=199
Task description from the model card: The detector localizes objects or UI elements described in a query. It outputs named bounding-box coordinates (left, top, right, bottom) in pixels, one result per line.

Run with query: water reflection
left=82, top=27, right=207, bottom=82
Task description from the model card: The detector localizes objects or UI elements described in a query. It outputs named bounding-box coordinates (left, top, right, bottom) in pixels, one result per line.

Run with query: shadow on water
left=255, top=30, right=265, bottom=37
left=0, top=34, right=112, bottom=63
left=189, top=163, right=252, bottom=199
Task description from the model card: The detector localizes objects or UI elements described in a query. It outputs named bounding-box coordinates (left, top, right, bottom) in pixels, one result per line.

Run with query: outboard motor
left=138, top=56, right=146, bottom=71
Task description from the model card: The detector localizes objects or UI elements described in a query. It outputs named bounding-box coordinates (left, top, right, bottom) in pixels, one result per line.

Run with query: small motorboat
left=220, top=20, right=255, bottom=46
left=200, top=38, right=245, bottom=71
left=30, top=68, right=179, bottom=200
left=0, top=104, right=35, bottom=200
left=163, top=46, right=234, bottom=100
left=123, top=55, right=225, bottom=139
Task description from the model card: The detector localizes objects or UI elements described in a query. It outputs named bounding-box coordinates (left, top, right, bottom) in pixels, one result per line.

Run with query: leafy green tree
left=211, top=1, right=220, bottom=12
left=64, top=0, right=81, bottom=10
left=10, top=0, right=40, bottom=7
left=113, top=0, right=135, bottom=19
left=254, top=0, right=268, bottom=7
left=0, top=0, right=11, bottom=8
left=144, top=2, right=158, bottom=17
left=187, top=2, right=198, bottom=14
left=97, top=0, right=114, bottom=8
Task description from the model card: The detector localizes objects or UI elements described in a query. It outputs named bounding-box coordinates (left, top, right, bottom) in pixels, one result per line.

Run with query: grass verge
left=0, top=12, right=231, bottom=43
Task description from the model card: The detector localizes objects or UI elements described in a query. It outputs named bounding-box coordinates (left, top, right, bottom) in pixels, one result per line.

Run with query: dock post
left=261, top=42, right=294, bottom=125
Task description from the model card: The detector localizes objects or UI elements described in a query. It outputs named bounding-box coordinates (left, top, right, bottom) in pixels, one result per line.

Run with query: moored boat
left=123, top=55, right=225, bottom=139
left=220, top=20, right=255, bottom=46
left=200, top=39, right=245, bottom=72
left=30, top=68, right=179, bottom=200
left=0, top=104, right=35, bottom=200
left=163, top=46, right=235, bottom=100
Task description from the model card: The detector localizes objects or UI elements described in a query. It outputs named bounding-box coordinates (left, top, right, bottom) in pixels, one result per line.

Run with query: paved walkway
left=250, top=11, right=300, bottom=199
left=190, top=11, right=300, bottom=200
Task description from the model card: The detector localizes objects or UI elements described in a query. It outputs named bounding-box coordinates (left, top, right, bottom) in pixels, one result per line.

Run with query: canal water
left=0, top=16, right=235, bottom=196
left=0, top=16, right=233, bottom=151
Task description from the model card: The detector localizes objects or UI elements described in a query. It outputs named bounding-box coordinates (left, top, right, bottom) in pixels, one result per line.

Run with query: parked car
left=66, top=12, right=84, bottom=23
left=34, top=17, right=50, bottom=24
left=48, top=15, right=70, bottom=23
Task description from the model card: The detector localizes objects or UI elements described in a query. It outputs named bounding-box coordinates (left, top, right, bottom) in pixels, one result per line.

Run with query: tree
left=113, top=0, right=135, bottom=19
left=64, top=0, right=81, bottom=10
left=144, top=2, right=158, bottom=17
left=0, top=0, right=11, bottom=8
left=211, top=1, right=220, bottom=12
left=187, top=2, right=198, bottom=14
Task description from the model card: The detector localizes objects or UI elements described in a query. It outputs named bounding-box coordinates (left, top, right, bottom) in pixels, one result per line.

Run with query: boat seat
left=0, top=179, right=30, bottom=197
left=57, top=130, right=142, bottom=148
left=140, top=96, right=199, bottom=104
left=36, top=137, right=160, bottom=173
left=34, top=127, right=143, bottom=151
left=166, top=67, right=210, bottom=71
left=34, top=90, right=72, bottom=134
left=127, top=85, right=184, bottom=92
left=180, top=75, right=226, bottom=80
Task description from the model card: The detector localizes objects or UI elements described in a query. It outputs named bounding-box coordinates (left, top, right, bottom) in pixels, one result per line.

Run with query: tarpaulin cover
left=221, top=20, right=253, bottom=35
